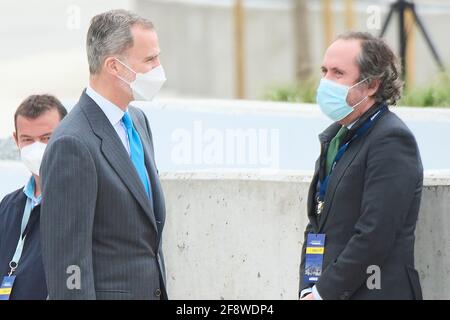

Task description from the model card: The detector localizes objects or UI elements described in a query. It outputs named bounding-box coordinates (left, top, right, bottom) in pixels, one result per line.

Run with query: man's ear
left=367, top=78, right=380, bottom=98
left=104, top=56, right=119, bottom=76
left=13, top=131, right=18, bottom=146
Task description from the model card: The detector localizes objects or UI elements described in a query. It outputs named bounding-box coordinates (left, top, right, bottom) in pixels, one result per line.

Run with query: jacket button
left=155, top=288, right=161, bottom=297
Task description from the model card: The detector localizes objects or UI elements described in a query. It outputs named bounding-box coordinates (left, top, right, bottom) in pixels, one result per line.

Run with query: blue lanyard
left=8, top=198, right=34, bottom=276
left=317, top=105, right=388, bottom=203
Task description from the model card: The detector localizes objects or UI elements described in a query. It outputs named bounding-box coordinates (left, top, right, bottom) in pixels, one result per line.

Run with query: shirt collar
left=347, top=101, right=386, bottom=133
left=86, top=85, right=127, bottom=127
left=346, top=121, right=357, bottom=129
left=319, top=102, right=386, bottom=144
left=23, top=176, right=42, bottom=206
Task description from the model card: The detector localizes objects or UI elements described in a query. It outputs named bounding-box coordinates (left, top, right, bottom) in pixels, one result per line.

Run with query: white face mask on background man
left=20, top=141, right=47, bottom=176
left=115, top=58, right=167, bottom=101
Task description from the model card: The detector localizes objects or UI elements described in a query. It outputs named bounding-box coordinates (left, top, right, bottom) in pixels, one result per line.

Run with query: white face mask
left=115, top=58, right=166, bottom=101
left=20, top=141, right=47, bottom=176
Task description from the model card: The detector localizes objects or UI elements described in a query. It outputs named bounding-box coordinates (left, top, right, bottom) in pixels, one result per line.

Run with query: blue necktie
left=122, top=112, right=152, bottom=200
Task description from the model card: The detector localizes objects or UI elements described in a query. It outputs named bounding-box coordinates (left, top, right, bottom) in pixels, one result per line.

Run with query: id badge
left=304, top=234, right=326, bottom=284
left=0, top=275, right=16, bottom=300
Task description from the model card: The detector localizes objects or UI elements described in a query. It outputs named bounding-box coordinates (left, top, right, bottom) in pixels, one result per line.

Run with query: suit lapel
left=316, top=103, right=388, bottom=231
left=129, top=111, right=156, bottom=210
left=12, top=191, right=27, bottom=214
left=307, top=158, right=320, bottom=230
left=130, top=110, right=166, bottom=231
left=317, top=136, right=365, bottom=231
left=307, top=123, right=340, bottom=231
left=79, top=92, right=158, bottom=232
left=8, top=191, right=39, bottom=238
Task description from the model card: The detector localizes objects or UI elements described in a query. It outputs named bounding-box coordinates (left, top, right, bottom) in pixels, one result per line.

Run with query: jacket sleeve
left=315, top=128, right=422, bottom=300
left=40, top=135, right=98, bottom=299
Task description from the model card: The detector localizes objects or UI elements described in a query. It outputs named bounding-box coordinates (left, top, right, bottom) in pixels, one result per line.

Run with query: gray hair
left=337, top=31, right=403, bottom=106
left=86, top=9, right=154, bottom=74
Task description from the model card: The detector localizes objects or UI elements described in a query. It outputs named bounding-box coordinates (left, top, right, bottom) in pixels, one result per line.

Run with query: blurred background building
left=1, top=0, right=450, bottom=138
left=135, top=0, right=450, bottom=99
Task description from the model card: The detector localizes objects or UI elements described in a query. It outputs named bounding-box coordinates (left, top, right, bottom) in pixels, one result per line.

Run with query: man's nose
left=151, top=57, right=161, bottom=69
left=324, top=73, right=335, bottom=81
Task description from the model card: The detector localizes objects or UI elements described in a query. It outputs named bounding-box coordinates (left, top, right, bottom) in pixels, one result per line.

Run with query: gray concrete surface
left=0, top=164, right=447, bottom=299
left=160, top=171, right=450, bottom=299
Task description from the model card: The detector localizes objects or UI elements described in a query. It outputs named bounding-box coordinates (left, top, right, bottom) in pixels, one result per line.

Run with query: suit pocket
left=405, top=265, right=423, bottom=300
left=95, top=290, right=133, bottom=300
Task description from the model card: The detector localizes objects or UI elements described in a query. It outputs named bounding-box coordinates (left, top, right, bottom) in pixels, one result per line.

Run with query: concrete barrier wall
left=161, top=172, right=450, bottom=300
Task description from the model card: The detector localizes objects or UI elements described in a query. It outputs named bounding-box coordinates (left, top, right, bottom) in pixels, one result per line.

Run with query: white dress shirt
left=346, top=120, right=357, bottom=129
left=85, top=86, right=130, bottom=155
left=300, top=285, right=323, bottom=300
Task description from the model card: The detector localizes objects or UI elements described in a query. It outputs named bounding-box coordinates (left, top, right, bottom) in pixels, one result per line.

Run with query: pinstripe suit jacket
left=40, top=90, right=167, bottom=300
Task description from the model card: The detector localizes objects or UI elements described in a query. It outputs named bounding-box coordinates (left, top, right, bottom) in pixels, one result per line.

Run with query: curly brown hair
left=337, top=31, right=403, bottom=106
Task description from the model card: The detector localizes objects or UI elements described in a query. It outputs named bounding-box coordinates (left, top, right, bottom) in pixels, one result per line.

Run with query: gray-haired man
left=40, top=9, right=167, bottom=300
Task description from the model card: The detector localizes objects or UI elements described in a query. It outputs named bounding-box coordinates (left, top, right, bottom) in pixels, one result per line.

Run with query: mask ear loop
left=349, top=77, right=371, bottom=108
left=349, top=77, right=370, bottom=90
left=114, top=58, right=137, bottom=85
left=351, top=95, right=369, bottom=109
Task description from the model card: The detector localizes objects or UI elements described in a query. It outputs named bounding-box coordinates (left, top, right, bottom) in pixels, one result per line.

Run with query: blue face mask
left=316, top=78, right=369, bottom=122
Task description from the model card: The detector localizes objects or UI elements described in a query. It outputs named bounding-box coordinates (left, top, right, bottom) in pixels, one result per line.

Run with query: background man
left=0, top=94, right=66, bottom=300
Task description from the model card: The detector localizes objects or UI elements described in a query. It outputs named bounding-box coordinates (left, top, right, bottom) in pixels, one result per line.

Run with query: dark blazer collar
left=77, top=90, right=158, bottom=233
left=315, top=101, right=388, bottom=231
left=346, top=101, right=387, bottom=137
left=319, top=123, right=341, bottom=145
left=6, top=188, right=40, bottom=237
left=9, top=189, right=28, bottom=218
left=318, top=101, right=387, bottom=144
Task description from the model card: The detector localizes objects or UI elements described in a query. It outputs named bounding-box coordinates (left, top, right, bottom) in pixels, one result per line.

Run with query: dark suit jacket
left=299, top=102, right=423, bottom=300
left=0, top=188, right=47, bottom=300
left=40, top=91, right=167, bottom=300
